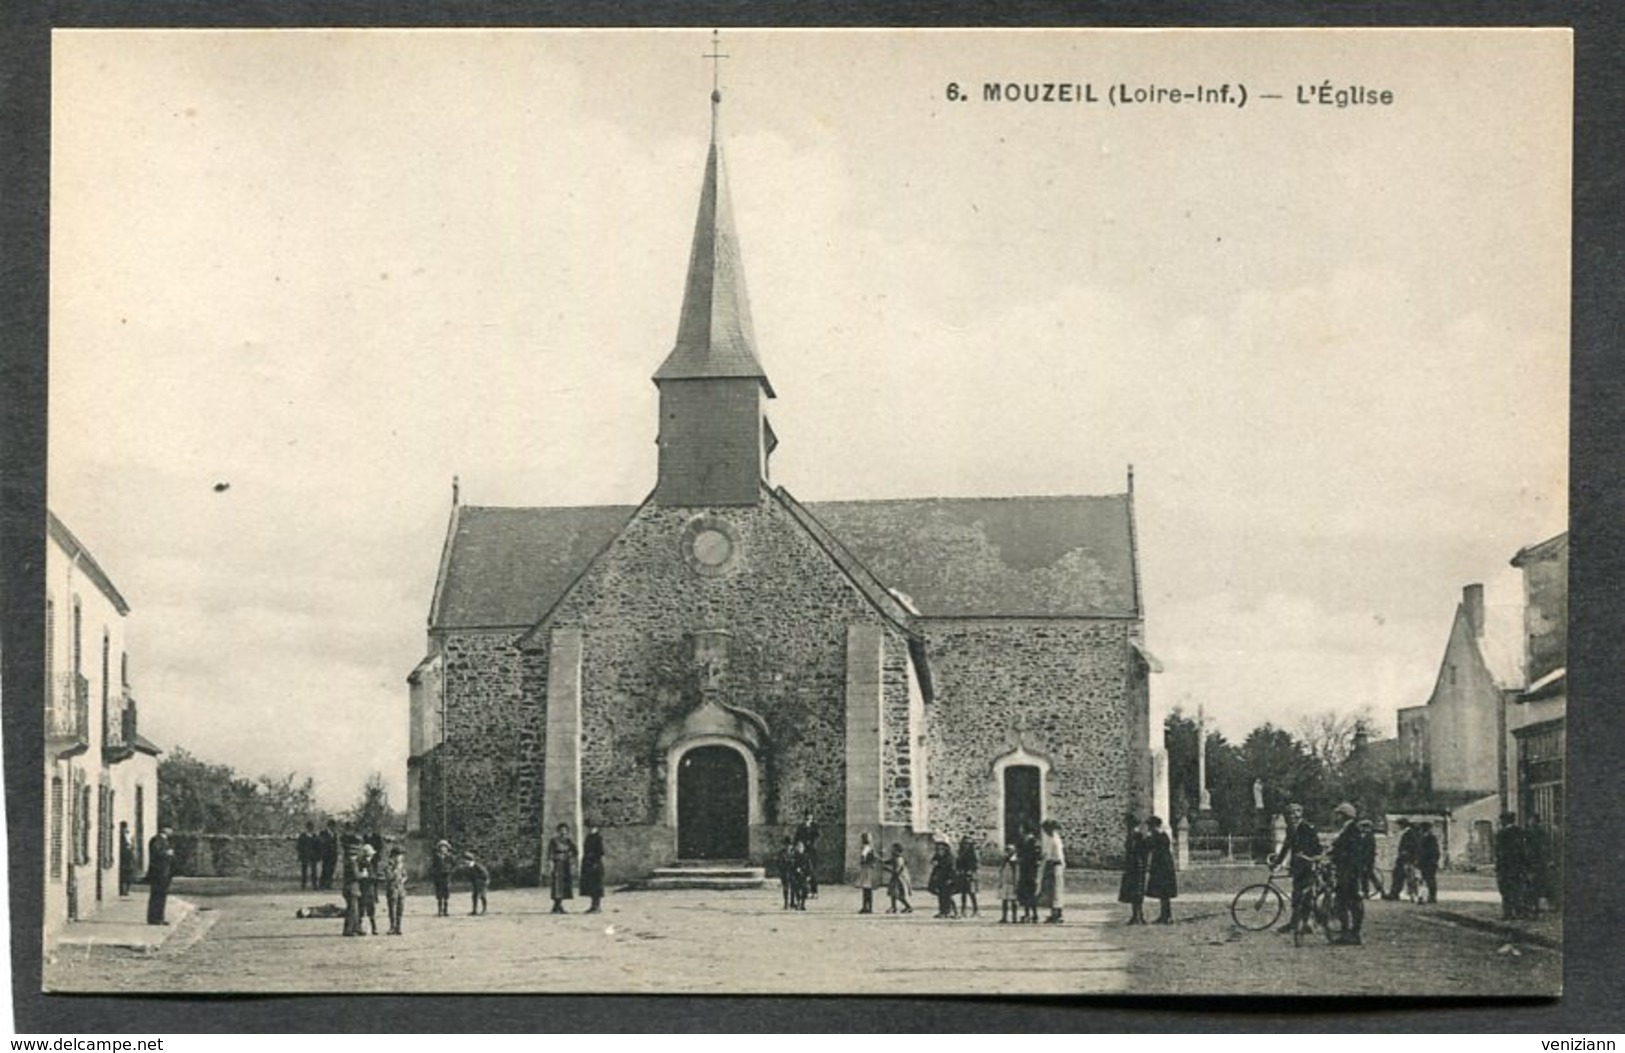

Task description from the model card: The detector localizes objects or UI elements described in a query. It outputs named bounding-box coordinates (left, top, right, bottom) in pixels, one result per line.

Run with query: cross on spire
left=704, top=29, right=729, bottom=142
left=704, top=29, right=729, bottom=96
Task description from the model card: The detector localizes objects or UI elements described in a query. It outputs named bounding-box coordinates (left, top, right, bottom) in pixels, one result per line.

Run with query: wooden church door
left=1003, top=765, right=1042, bottom=847
left=677, top=745, right=750, bottom=860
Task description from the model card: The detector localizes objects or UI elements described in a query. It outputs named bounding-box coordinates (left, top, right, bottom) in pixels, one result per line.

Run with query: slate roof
left=652, top=125, right=775, bottom=396
left=801, top=494, right=1140, bottom=618
left=428, top=491, right=1141, bottom=629
left=430, top=504, right=639, bottom=629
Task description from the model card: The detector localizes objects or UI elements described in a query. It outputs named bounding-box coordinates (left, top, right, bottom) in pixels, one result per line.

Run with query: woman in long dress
left=1143, top=815, right=1178, bottom=924
left=579, top=822, right=606, bottom=914
left=1039, top=819, right=1067, bottom=924
left=547, top=822, right=577, bottom=914
left=1117, top=815, right=1149, bottom=925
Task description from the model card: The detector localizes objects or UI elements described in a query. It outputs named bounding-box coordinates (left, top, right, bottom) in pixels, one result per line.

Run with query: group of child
left=429, top=838, right=490, bottom=918
left=797, top=829, right=1062, bottom=923
left=339, top=838, right=410, bottom=936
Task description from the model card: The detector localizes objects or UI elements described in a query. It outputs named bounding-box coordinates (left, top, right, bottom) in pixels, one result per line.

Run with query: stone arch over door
left=667, top=738, right=760, bottom=859
left=992, top=745, right=1052, bottom=848
left=657, top=698, right=770, bottom=861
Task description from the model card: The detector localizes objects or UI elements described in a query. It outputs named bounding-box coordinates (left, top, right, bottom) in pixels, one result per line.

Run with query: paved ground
left=42, top=870, right=1561, bottom=997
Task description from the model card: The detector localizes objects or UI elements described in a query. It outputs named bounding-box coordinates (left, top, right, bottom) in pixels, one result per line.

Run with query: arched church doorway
left=1003, top=765, right=1042, bottom=847
left=677, top=744, right=750, bottom=860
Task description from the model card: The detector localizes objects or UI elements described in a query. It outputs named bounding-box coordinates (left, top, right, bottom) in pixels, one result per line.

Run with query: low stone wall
left=171, top=834, right=303, bottom=879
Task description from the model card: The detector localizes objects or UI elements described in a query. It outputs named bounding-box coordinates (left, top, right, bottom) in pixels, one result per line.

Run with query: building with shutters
left=44, top=512, right=162, bottom=939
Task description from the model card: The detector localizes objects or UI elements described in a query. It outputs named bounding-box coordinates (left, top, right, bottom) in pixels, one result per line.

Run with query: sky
left=48, top=29, right=1570, bottom=811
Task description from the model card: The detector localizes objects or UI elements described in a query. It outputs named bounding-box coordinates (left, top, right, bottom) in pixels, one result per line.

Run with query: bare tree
left=1293, top=707, right=1380, bottom=774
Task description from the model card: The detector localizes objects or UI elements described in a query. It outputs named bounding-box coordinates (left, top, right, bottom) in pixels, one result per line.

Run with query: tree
left=345, top=772, right=401, bottom=836
left=1164, top=707, right=1250, bottom=832
left=157, top=747, right=320, bottom=834
left=1240, top=723, right=1328, bottom=819
left=1294, top=707, right=1380, bottom=773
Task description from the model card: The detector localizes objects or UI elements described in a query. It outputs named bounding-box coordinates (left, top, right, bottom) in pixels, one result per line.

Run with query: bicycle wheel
left=1318, top=889, right=1342, bottom=943
left=1230, top=883, right=1285, bottom=931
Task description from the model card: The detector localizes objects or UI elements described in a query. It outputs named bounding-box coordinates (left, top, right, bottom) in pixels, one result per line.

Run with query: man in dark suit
left=297, top=821, right=318, bottom=890
left=1270, top=802, right=1322, bottom=935
left=1384, top=817, right=1418, bottom=900
left=1495, top=812, right=1526, bottom=920
left=1326, top=802, right=1366, bottom=944
left=145, top=826, right=175, bottom=925
left=1417, top=821, right=1442, bottom=904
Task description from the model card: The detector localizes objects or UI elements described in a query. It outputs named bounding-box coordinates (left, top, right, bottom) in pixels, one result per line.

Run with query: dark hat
left=1395, top=817, right=1411, bottom=827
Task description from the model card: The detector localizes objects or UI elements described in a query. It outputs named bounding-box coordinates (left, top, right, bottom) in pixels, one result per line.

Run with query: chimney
left=1463, top=583, right=1485, bottom=638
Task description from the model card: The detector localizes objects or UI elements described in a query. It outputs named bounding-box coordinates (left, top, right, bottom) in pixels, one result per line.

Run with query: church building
left=407, top=81, right=1155, bottom=885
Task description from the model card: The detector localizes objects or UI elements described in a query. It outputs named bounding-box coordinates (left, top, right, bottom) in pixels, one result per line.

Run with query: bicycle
left=1229, top=865, right=1290, bottom=933
left=1307, top=859, right=1353, bottom=944
left=1401, top=862, right=1424, bottom=904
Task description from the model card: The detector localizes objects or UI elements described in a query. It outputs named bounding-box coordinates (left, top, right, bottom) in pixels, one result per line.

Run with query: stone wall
left=431, top=629, right=546, bottom=885
left=171, top=834, right=302, bottom=879
left=919, top=618, right=1146, bottom=866
left=532, top=495, right=912, bottom=882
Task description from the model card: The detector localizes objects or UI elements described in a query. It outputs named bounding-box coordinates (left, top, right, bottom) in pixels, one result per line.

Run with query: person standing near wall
left=431, top=839, right=455, bottom=917
left=1143, top=816, right=1178, bottom=924
left=463, top=851, right=490, bottom=916
left=296, top=821, right=317, bottom=891
left=1117, top=815, right=1149, bottom=925
left=117, top=821, right=135, bottom=897
left=1495, top=812, right=1526, bottom=921
left=884, top=842, right=913, bottom=914
left=997, top=844, right=1019, bottom=924
left=546, top=823, right=576, bottom=915
left=1039, top=819, right=1067, bottom=925
left=855, top=832, right=878, bottom=915
left=580, top=822, right=606, bottom=915
left=955, top=835, right=981, bottom=919
left=144, top=826, right=174, bottom=925
left=1016, top=824, right=1041, bottom=923
left=796, top=814, right=821, bottom=898
left=928, top=839, right=958, bottom=919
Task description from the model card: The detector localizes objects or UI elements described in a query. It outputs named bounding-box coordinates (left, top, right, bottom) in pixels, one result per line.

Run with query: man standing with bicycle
left=1326, top=802, right=1366, bottom=945
left=1270, top=802, right=1322, bottom=936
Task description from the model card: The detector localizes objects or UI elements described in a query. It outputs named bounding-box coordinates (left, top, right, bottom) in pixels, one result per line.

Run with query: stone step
left=637, top=865, right=767, bottom=891
left=641, top=875, right=767, bottom=890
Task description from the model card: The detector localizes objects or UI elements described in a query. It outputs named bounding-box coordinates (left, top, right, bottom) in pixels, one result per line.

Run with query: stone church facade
left=406, top=90, right=1155, bottom=885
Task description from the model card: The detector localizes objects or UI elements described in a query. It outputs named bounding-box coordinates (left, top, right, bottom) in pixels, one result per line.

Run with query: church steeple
left=653, top=35, right=778, bottom=507
left=653, top=75, right=774, bottom=395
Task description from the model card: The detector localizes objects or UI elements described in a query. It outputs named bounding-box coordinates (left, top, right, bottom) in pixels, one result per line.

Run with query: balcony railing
left=46, top=674, right=90, bottom=751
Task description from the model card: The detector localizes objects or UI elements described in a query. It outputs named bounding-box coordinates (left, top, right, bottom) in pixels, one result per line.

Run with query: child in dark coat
left=463, top=852, right=489, bottom=916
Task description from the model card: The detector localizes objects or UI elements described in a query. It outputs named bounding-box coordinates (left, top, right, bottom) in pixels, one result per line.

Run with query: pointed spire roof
left=654, top=86, right=775, bottom=397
